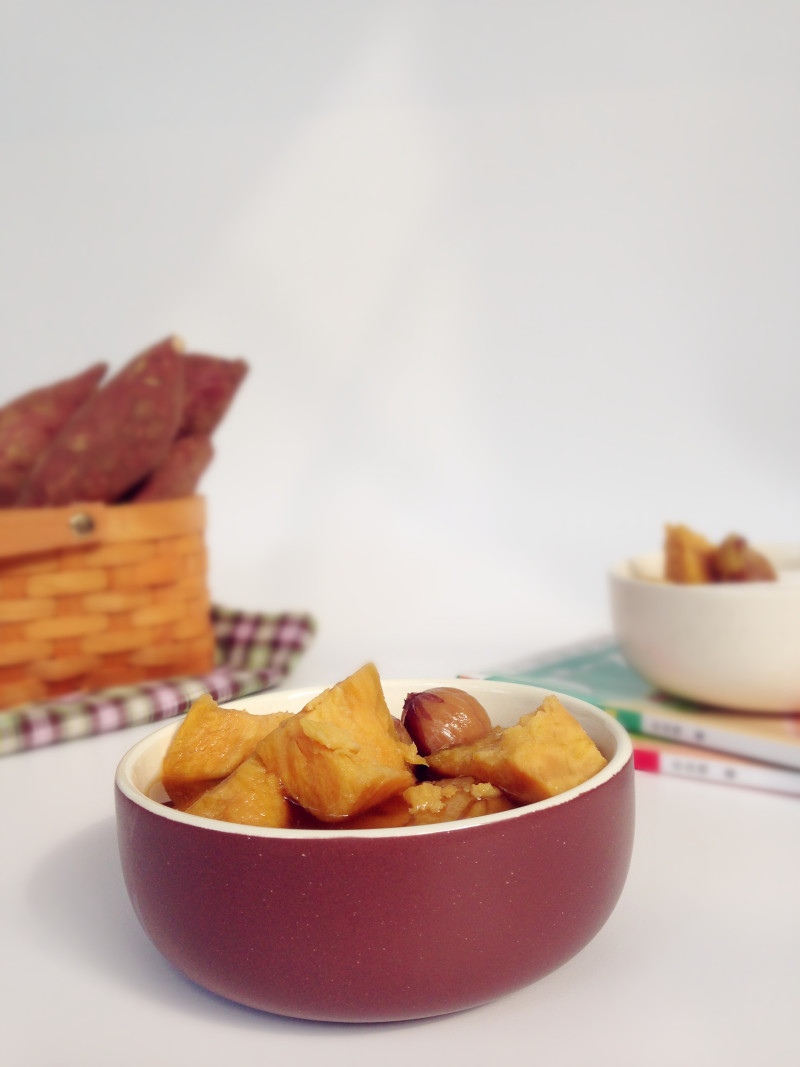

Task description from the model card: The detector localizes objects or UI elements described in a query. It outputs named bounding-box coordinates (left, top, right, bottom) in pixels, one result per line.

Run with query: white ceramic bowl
left=609, top=545, right=800, bottom=712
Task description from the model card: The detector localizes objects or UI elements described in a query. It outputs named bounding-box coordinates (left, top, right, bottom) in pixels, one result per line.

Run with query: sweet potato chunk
left=404, top=777, right=514, bottom=823
left=427, top=695, right=607, bottom=803
left=161, top=693, right=293, bottom=809
left=185, top=755, right=292, bottom=828
left=664, top=524, right=716, bottom=584
left=345, top=776, right=515, bottom=829
left=256, top=662, right=422, bottom=822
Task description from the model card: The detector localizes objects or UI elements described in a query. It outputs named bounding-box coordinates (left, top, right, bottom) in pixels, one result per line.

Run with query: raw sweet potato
left=17, top=336, right=185, bottom=507
left=0, top=362, right=107, bottom=506
left=179, top=353, right=249, bottom=437
left=130, top=434, right=214, bottom=503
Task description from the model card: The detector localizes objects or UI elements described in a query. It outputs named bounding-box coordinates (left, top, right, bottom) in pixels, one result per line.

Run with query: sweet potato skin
left=17, top=337, right=184, bottom=507
left=0, top=362, right=107, bottom=506
left=179, top=353, right=249, bottom=436
left=130, top=434, right=214, bottom=502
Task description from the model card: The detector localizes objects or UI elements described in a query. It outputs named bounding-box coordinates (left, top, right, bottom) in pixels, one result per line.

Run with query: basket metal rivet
left=69, top=512, right=95, bottom=537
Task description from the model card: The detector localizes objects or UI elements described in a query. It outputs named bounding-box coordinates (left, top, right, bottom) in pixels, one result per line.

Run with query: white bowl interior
left=116, top=678, right=632, bottom=838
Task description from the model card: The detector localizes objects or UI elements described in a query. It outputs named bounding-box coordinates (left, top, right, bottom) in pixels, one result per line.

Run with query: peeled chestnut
left=401, top=687, right=492, bottom=756
left=712, top=534, right=776, bottom=582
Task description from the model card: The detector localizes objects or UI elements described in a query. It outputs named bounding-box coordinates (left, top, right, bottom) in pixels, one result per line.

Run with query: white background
left=3, top=1, right=800, bottom=678
left=2, top=4, right=799, bottom=1065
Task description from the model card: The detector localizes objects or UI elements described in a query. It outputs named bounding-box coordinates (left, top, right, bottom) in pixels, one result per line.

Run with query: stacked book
left=469, top=639, right=800, bottom=798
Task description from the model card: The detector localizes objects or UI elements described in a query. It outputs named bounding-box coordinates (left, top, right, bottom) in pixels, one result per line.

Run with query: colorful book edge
left=628, top=733, right=800, bottom=797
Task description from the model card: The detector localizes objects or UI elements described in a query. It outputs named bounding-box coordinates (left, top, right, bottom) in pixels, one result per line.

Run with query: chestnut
left=401, top=687, right=492, bottom=757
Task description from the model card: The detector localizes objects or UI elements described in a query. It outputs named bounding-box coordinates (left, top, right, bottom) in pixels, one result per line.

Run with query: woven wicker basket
left=0, top=496, right=215, bottom=710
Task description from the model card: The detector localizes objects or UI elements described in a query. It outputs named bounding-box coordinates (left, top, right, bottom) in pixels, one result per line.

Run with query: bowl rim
left=115, top=677, right=633, bottom=841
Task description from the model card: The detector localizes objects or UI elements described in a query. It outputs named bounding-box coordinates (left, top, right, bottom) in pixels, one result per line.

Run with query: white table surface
left=2, top=635, right=799, bottom=1067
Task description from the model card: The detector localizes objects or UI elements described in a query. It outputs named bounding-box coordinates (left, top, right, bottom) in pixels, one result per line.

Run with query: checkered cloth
left=0, top=605, right=315, bottom=757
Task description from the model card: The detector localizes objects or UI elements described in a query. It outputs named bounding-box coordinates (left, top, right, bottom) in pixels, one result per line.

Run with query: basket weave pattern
left=0, top=497, right=215, bottom=710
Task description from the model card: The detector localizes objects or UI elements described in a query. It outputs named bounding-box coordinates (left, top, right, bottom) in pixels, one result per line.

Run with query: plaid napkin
left=0, top=605, right=315, bottom=757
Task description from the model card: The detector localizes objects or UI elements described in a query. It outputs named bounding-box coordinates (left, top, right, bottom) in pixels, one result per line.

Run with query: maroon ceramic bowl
left=115, top=678, right=634, bottom=1023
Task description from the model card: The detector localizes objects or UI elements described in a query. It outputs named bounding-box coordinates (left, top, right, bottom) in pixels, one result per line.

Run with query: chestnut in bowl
left=115, top=678, right=634, bottom=1023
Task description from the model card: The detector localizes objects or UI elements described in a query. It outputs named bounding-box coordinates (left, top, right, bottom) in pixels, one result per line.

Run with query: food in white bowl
left=660, top=523, right=777, bottom=584
left=610, top=538, right=800, bottom=712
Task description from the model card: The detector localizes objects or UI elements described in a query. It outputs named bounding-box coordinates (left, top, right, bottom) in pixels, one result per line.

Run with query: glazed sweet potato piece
left=403, top=776, right=514, bottom=823
left=256, top=662, right=423, bottom=822
left=345, top=776, right=515, bottom=829
left=162, top=693, right=293, bottom=809
left=427, top=695, right=607, bottom=803
left=185, top=755, right=292, bottom=828
left=664, top=524, right=716, bottom=584
left=0, top=362, right=107, bottom=506
left=18, top=336, right=185, bottom=506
